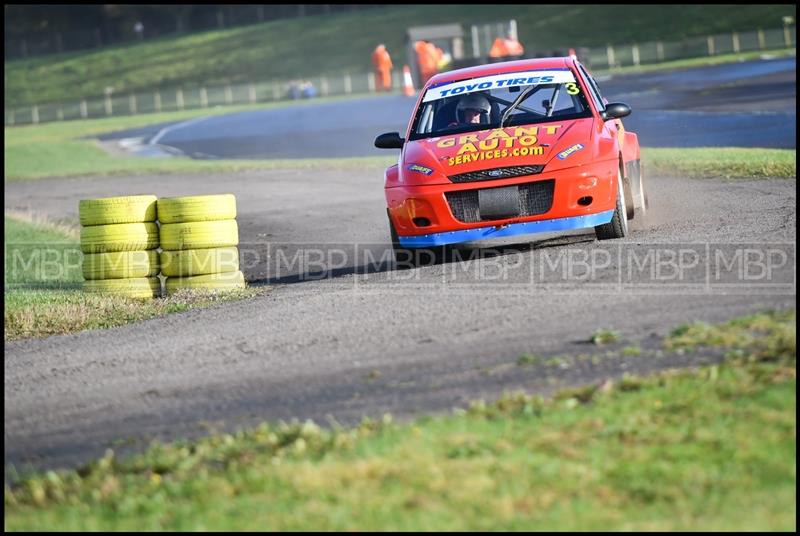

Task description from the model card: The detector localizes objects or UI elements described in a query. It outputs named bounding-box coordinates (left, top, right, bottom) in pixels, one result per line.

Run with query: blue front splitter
left=398, top=210, right=615, bottom=248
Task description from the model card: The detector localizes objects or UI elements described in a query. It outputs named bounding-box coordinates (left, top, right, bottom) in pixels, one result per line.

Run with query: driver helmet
left=456, top=93, right=491, bottom=124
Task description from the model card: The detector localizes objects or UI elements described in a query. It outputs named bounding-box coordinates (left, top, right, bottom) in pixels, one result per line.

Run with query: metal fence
left=4, top=25, right=795, bottom=127
left=3, top=72, right=398, bottom=126
left=583, top=26, right=795, bottom=71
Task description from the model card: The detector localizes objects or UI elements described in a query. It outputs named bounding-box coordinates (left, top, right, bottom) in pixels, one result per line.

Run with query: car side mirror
left=602, top=102, right=631, bottom=121
left=374, top=132, right=405, bottom=149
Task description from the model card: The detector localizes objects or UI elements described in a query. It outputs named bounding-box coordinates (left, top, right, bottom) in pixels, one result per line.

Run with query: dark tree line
left=5, top=5, right=379, bottom=59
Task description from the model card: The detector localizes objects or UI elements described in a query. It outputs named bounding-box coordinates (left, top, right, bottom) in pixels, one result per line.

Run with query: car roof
left=426, top=57, right=574, bottom=87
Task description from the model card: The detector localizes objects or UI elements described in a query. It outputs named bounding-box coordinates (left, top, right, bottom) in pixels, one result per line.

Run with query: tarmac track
left=97, top=57, right=797, bottom=157
left=4, top=58, right=798, bottom=473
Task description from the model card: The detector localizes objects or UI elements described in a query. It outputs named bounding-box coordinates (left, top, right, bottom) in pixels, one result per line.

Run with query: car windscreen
left=408, top=68, right=593, bottom=141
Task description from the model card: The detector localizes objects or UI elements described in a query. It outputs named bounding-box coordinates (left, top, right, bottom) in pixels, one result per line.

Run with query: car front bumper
left=386, top=160, right=618, bottom=248
left=396, top=210, right=614, bottom=247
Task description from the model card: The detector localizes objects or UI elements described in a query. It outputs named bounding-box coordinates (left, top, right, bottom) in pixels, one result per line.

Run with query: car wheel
left=595, top=169, right=629, bottom=240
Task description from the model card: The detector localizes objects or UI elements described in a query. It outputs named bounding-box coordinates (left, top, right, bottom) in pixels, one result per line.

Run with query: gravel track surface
left=4, top=168, right=796, bottom=473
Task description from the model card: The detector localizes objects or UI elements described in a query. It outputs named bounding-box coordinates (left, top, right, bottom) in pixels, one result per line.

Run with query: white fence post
left=471, top=25, right=480, bottom=57
left=129, top=94, right=137, bottom=114
left=656, top=41, right=664, bottom=62
left=57, top=106, right=64, bottom=121
left=104, top=95, right=113, bottom=116
left=732, top=32, right=740, bottom=53
left=176, top=88, right=184, bottom=110
left=367, top=72, right=375, bottom=92
left=784, top=25, right=793, bottom=47
left=606, top=44, right=615, bottom=68
left=707, top=35, right=715, bottom=56
left=155, top=91, right=162, bottom=112
left=344, top=73, right=352, bottom=94
left=225, top=85, right=233, bottom=104
left=200, top=88, right=208, bottom=108
left=32, top=105, right=39, bottom=124
left=632, top=44, right=640, bottom=66
left=757, top=29, right=766, bottom=50
left=80, top=100, right=88, bottom=118
left=249, top=83, right=257, bottom=104
left=321, top=76, right=329, bottom=97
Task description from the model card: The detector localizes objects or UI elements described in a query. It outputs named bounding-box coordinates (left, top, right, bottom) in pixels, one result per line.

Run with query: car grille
left=448, top=165, right=544, bottom=183
left=445, top=179, right=555, bottom=223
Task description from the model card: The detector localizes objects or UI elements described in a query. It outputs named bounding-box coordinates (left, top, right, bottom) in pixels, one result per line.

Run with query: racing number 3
left=565, top=83, right=580, bottom=95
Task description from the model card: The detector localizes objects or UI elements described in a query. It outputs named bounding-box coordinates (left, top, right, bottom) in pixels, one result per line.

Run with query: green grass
left=642, top=147, right=796, bottom=179
left=591, top=328, right=621, bottom=345
left=3, top=98, right=397, bottom=181
left=5, top=5, right=795, bottom=107
left=4, top=310, right=795, bottom=530
left=4, top=215, right=264, bottom=341
left=5, top=107, right=796, bottom=181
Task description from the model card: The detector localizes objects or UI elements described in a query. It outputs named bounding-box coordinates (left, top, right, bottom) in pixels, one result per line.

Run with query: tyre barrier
left=160, top=247, right=240, bottom=277
left=82, top=250, right=160, bottom=280
left=80, top=222, right=159, bottom=254
left=83, top=276, right=161, bottom=299
left=157, top=194, right=237, bottom=224
left=159, top=195, right=243, bottom=293
left=80, top=195, right=161, bottom=298
left=159, top=220, right=239, bottom=251
left=165, top=270, right=246, bottom=295
left=79, top=193, right=244, bottom=298
left=79, top=195, right=157, bottom=226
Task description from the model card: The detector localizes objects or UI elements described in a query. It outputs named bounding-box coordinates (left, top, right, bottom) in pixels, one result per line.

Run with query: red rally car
left=375, top=57, right=647, bottom=264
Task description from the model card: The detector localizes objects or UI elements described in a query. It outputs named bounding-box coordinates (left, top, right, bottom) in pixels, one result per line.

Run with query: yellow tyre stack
left=158, top=194, right=245, bottom=294
left=79, top=195, right=161, bottom=298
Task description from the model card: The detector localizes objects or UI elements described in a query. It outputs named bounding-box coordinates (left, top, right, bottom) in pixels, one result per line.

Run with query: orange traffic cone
left=402, top=65, right=415, bottom=97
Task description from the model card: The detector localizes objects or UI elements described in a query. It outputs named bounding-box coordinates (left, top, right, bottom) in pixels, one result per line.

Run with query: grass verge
left=641, top=147, right=796, bottom=179
left=4, top=97, right=397, bottom=181
left=4, top=310, right=795, bottom=530
left=4, top=215, right=264, bottom=342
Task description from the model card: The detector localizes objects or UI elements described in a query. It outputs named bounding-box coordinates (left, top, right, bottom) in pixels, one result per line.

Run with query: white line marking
left=149, top=116, right=212, bottom=146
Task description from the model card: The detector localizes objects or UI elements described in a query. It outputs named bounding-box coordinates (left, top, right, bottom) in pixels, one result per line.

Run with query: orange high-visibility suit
left=415, top=40, right=440, bottom=84
left=489, top=37, right=524, bottom=59
left=371, top=44, right=393, bottom=91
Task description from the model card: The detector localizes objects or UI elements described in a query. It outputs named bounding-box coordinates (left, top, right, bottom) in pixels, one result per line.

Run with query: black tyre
left=595, top=170, right=629, bottom=240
